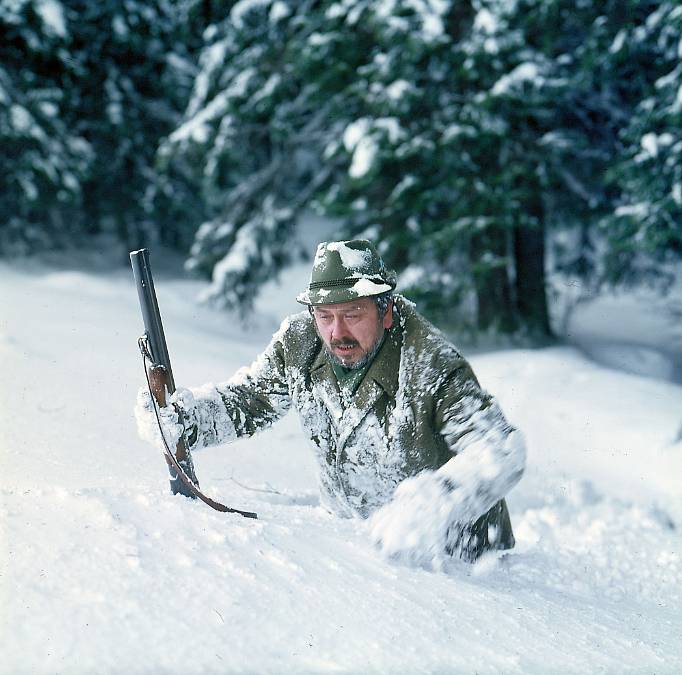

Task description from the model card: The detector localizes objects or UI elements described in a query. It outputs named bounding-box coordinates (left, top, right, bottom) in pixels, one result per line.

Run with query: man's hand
left=134, top=386, right=193, bottom=450
left=368, top=470, right=468, bottom=566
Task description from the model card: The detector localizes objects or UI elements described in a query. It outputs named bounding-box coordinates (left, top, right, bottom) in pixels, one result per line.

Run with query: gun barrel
left=130, top=248, right=176, bottom=393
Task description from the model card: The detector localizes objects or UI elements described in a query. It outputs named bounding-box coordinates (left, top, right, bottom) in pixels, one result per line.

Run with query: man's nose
left=330, top=316, right=349, bottom=339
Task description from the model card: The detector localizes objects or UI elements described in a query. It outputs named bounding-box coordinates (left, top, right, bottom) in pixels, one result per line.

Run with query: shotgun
left=130, top=248, right=257, bottom=518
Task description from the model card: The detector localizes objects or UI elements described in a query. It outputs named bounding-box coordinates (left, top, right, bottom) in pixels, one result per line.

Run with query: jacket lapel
left=309, top=348, right=345, bottom=431
left=337, top=324, right=402, bottom=452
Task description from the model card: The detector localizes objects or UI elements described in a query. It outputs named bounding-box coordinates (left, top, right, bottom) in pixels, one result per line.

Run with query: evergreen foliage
left=2, top=0, right=679, bottom=337
left=600, top=1, right=682, bottom=285
left=160, top=0, right=344, bottom=314
left=0, top=0, right=207, bottom=254
left=0, top=0, right=92, bottom=252
left=166, top=0, right=681, bottom=336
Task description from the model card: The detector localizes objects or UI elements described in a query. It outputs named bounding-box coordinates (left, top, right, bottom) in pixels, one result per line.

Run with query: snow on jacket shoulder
left=181, top=295, right=524, bottom=552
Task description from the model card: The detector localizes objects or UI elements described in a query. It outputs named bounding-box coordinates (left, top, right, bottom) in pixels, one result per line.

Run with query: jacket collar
left=357, top=322, right=401, bottom=402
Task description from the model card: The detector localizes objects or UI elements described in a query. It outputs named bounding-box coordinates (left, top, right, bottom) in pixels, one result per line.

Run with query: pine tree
left=65, top=0, right=204, bottom=251
left=309, top=0, right=491, bottom=332
left=161, top=0, right=343, bottom=314
left=600, top=0, right=682, bottom=285
left=446, top=0, right=673, bottom=337
left=0, top=0, right=206, bottom=254
left=0, top=0, right=92, bottom=252
left=161, top=0, right=679, bottom=336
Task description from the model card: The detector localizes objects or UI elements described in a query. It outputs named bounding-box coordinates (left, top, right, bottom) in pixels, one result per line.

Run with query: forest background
left=2, top=0, right=681, bottom=345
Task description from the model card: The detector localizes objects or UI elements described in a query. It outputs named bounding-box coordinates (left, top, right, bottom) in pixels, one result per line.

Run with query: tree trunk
left=444, top=0, right=475, bottom=41
left=513, top=204, right=552, bottom=340
left=471, top=228, right=517, bottom=334
left=202, top=0, right=213, bottom=24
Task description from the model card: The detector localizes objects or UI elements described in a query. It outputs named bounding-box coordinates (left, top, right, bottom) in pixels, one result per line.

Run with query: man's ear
left=382, top=300, right=394, bottom=329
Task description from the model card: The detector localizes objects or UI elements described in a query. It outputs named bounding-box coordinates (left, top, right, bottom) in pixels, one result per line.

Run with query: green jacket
left=184, top=295, right=524, bottom=559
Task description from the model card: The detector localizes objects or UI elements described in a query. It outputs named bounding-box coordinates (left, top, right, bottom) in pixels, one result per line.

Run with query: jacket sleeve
left=176, top=321, right=293, bottom=450
left=432, top=358, right=526, bottom=523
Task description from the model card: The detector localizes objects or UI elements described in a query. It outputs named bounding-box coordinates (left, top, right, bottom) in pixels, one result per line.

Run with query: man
left=136, top=239, right=526, bottom=564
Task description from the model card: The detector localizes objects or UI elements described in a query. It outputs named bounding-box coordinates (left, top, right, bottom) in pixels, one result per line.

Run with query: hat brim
left=296, top=277, right=394, bottom=305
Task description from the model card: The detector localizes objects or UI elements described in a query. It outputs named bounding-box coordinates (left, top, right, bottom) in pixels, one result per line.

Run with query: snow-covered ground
left=2, top=253, right=681, bottom=675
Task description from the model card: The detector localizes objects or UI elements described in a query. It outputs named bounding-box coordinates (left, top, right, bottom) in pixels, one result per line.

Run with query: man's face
left=312, top=297, right=393, bottom=369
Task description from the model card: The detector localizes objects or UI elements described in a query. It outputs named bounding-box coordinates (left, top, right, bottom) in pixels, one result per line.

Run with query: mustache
left=330, top=338, right=359, bottom=348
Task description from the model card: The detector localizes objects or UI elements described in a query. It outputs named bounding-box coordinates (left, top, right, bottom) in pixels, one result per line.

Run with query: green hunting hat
left=296, top=239, right=396, bottom=306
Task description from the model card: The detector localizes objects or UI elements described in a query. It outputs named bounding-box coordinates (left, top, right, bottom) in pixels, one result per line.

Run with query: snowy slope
left=1, top=256, right=681, bottom=675
left=566, top=278, right=682, bottom=383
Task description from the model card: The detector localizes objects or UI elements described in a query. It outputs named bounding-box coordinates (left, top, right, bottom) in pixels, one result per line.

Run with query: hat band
left=308, top=276, right=387, bottom=290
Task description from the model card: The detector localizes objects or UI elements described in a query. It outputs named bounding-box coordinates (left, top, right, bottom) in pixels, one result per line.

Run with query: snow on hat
left=296, top=239, right=396, bottom=306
